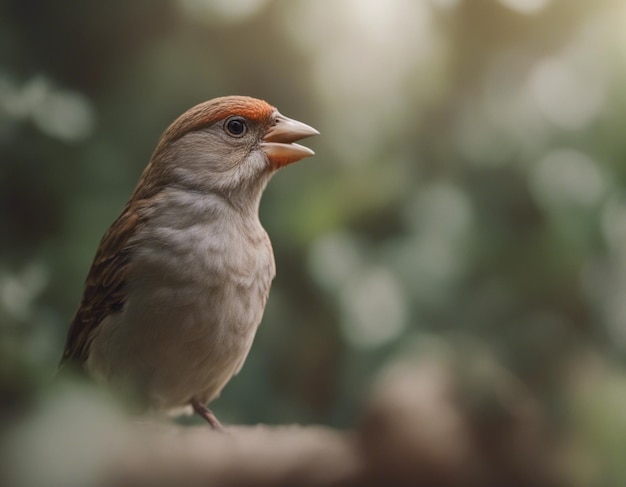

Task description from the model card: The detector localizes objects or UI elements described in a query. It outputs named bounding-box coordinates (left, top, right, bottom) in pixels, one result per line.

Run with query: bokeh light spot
left=528, top=57, right=604, bottom=131
left=339, top=266, right=408, bottom=349
left=498, top=0, right=550, bottom=14
left=308, top=231, right=363, bottom=290
left=529, top=149, right=606, bottom=211
left=178, top=0, right=268, bottom=23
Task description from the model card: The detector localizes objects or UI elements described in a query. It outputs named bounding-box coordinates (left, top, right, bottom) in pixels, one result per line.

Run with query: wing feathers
left=60, top=202, right=145, bottom=366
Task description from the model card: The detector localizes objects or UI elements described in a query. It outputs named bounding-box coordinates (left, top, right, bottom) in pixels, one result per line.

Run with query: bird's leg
left=191, top=399, right=223, bottom=430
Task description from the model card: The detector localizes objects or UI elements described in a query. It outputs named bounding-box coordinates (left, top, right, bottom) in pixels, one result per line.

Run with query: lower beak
left=261, top=112, right=319, bottom=169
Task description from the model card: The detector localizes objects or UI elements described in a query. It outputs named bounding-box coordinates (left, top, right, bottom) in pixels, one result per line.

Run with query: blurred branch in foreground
left=2, top=352, right=566, bottom=487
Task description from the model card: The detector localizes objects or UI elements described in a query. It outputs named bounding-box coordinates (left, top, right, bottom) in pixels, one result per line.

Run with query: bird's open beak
left=261, top=112, right=319, bottom=169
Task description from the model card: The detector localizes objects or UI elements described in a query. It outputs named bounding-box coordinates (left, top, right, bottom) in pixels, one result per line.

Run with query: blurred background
left=2, top=0, right=626, bottom=483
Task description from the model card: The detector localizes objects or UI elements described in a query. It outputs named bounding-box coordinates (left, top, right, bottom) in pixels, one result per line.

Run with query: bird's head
left=146, top=96, right=318, bottom=207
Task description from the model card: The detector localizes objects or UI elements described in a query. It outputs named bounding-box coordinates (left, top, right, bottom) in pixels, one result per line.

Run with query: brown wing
left=60, top=203, right=143, bottom=367
left=60, top=133, right=171, bottom=368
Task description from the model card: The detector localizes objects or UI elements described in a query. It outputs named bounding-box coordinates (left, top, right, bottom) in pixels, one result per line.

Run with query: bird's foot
left=191, top=399, right=223, bottom=430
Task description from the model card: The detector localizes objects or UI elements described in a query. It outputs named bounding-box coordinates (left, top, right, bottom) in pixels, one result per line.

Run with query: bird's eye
left=225, top=117, right=247, bottom=137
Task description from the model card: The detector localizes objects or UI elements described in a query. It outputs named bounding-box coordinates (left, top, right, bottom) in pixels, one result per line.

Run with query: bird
left=60, top=96, right=318, bottom=429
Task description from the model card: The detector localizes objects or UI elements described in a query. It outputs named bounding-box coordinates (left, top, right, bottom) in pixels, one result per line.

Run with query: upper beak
left=261, top=112, right=319, bottom=169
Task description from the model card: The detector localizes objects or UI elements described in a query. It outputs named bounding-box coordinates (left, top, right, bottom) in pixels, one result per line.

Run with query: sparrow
left=60, top=96, right=318, bottom=428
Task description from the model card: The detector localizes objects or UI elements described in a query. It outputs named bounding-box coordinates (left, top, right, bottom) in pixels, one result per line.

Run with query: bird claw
left=191, top=399, right=224, bottom=430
